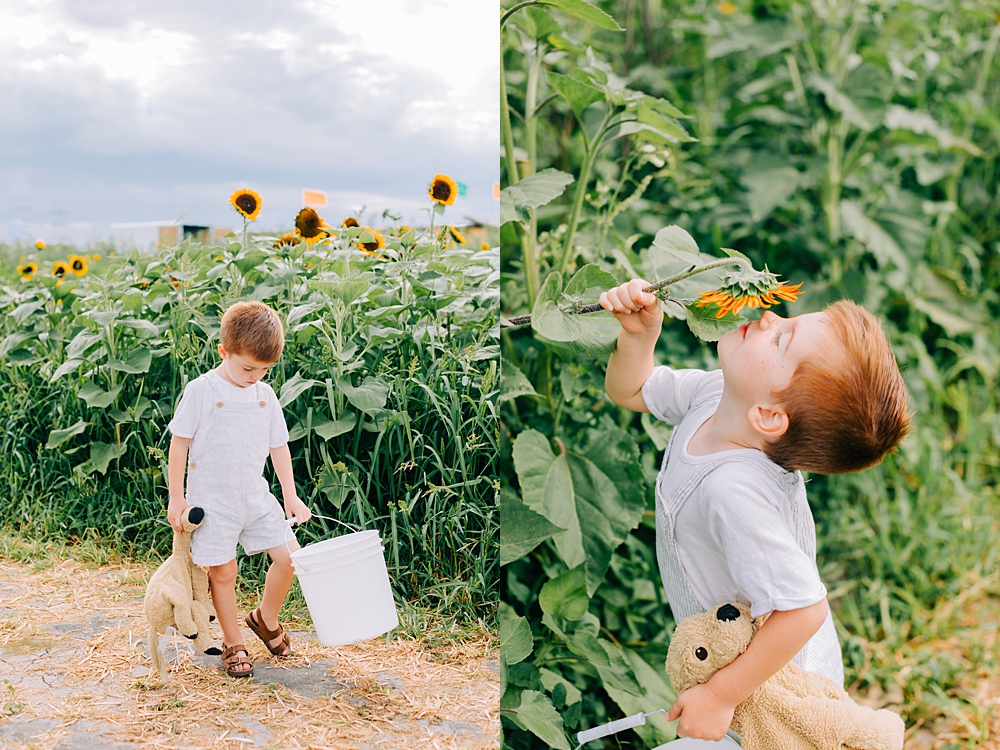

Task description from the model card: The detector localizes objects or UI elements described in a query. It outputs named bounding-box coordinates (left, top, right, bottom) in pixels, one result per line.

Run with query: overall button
left=216, top=401, right=224, bottom=408
left=189, top=462, right=197, bottom=469
left=259, top=401, right=266, bottom=408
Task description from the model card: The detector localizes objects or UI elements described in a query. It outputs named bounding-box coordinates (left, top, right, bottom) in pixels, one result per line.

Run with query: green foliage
left=0, top=228, right=498, bottom=626
left=501, top=0, right=1000, bottom=746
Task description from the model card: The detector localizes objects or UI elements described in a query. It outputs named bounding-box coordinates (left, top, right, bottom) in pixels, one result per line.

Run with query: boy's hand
left=599, top=279, right=663, bottom=337
left=285, top=495, right=312, bottom=524
left=666, top=682, right=737, bottom=742
left=167, top=496, right=189, bottom=533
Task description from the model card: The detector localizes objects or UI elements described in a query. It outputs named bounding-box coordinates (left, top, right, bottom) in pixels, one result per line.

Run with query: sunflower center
left=432, top=182, right=451, bottom=200
left=237, top=195, right=257, bottom=213
left=361, top=241, right=377, bottom=252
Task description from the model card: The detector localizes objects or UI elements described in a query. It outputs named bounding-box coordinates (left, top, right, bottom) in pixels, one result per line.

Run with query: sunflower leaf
left=683, top=300, right=743, bottom=341
left=78, top=380, right=124, bottom=409
left=546, top=72, right=604, bottom=120
left=538, top=0, right=623, bottom=31
left=651, top=225, right=700, bottom=262
left=45, top=420, right=90, bottom=450
left=501, top=169, right=575, bottom=226
left=105, top=347, right=151, bottom=374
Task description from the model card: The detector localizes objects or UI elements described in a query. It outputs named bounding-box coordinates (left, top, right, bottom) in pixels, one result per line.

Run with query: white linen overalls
left=655, top=405, right=845, bottom=687
left=187, top=377, right=292, bottom=567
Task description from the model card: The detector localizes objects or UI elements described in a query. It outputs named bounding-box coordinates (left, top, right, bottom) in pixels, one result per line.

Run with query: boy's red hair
left=219, top=301, right=284, bottom=363
left=765, top=300, right=910, bottom=474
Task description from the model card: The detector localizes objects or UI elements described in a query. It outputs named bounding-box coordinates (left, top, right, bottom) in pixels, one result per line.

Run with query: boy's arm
left=269, top=443, right=312, bottom=522
left=666, top=598, right=830, bottom=741
left=167, top=435, right=191, bottom=532
left=601, top=279, right=663, bottom=412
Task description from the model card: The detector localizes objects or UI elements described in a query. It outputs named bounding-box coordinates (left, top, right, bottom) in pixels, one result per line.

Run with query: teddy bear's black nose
left=716, top=604, right=741, bottom=622
left=188, top=506, right=205, bottom=525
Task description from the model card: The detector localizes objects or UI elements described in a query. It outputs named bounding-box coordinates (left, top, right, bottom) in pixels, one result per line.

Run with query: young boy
left=167, top=301, right=312, bottom=678
left=599, top=279, right=910, bottom=742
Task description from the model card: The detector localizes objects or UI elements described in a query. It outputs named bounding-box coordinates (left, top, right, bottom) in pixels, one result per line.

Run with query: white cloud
left=0, top=0, right=499, bottom=232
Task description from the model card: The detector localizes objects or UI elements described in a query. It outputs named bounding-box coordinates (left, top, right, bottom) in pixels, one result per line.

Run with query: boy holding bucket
left=166, top=300, right=312, bottom=678
left=599, top=280, right=910, bottom=742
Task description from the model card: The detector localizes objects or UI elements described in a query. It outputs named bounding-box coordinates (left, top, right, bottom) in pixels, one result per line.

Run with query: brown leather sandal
left=245, top=608, right=292, bottom=657
left=221, top=643, right=254, bottom=678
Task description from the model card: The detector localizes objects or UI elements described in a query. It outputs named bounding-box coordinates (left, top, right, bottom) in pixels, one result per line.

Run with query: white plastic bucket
left=291, top=534, right=399, bottom=647
left=292, top=530, right=381, bottom=561
left=652, top=737, right=742, bottom=748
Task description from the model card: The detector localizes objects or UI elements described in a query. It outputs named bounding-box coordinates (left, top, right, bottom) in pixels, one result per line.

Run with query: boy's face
left=717, top=310, right=831, bottom=413
left=217, top=345, right=274, bottom=388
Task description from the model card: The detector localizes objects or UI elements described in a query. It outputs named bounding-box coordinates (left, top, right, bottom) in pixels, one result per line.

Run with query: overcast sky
left=0, top=0, right=498, bottom=240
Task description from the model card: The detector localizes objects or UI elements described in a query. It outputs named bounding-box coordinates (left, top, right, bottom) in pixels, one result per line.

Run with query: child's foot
left=221, top=643, right=254, bottom=678
left=246, top=608, right=292, bottom=657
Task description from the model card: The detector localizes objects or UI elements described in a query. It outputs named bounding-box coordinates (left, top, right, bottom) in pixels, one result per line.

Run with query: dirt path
left=0, top=558, right=499, bottom=749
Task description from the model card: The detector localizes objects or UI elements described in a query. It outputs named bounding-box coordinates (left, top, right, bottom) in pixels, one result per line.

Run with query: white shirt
left=168, top=369, right=289, bottom=450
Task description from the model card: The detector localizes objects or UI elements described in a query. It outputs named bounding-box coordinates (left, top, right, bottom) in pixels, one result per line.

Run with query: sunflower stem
left=501, top=257, right=750, bottom=328
left=242, top=217, right=248, bottom=253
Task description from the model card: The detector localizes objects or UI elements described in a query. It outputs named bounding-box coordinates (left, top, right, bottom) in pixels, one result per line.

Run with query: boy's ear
left=747, top=404, right=789, bottom=438
left=217, top=343, right=227, bottom=359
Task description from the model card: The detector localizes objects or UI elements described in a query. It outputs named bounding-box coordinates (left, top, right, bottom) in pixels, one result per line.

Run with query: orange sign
left=492, top=181, right=501, bottom=200
left=302, top=189, right=327, bottom=207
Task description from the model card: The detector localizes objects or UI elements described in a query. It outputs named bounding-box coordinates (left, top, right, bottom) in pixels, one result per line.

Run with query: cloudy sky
left=0, top=0, right=498, bottom=241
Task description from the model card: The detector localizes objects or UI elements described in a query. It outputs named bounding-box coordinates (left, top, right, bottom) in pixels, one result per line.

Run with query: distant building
left=109, top=222, right=232, bottom=251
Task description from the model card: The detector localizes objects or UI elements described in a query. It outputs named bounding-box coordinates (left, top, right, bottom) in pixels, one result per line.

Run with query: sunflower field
left=500, top=0, right=1000, bottom=747
left=0, top=187, right=499, bottom=628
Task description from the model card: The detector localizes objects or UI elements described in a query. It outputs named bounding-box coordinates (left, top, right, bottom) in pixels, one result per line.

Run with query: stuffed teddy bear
left=664, top=603, right=904, bottom=750
left=144, top=505, right=222, bottom=683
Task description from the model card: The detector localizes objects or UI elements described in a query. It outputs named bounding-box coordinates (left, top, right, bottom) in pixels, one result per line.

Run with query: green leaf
left=707, top=19, right=796, bottom=59
left=604, top=648, right=678, bottom=746
left=531, top=269, right=621, bottom=359
left=538, top=0, right=623, bottom=30
left=313, top=412, right=358, bottom=440
left=584, top=428, right=643, bottom=505
left=500, top=617, right=533, bottom=666
left=106, top=347, right=151, bottom=374
left=516, top=6, right=563, bottom=39
left=78, top=380, right=124, bottom=409
left=234, top=249, right=270, bottom=275
left=338, top=376, right=389, bottom=413
left=66, top=332, right=103, bottom=361
left=500, top=360, right=538, bottom=403
left=500, top=168, right=575, bottom=226
left=545, top=72, right=604, bottom=120
left=512, top=430, right=645, bottom=594
left=683, top=300, right=744, bottom=342
left=840, top=201, right=910, bottom=279
left=539, top=564, right=590, bottom=620
left=310, top=278, right=371, bottom=305
left=51, top=359, right=83, bottom=381
left=636, top=102, right=695, bottom=143
left=0, top=332, right=33, bottom=358
left=9, top=299, right=46, bottom=325
left=279, top=372, right=319, bottom=407
left=118, top=319, right=160, bottom=337
left=808, top=75, right=876, bottom=131
left=500, top=487, right=564, bottom=565
left=46, top=420, right=90, bottom=449
left=912, top=298, right=980, bottom=336
left=511, top=691, right=571, bottom=750
left=741, top=153, right=803, bottom=222
left=651, top=225, right=700, bottom=262
left=80, top=441, right=121, bottom=475
left=884, top=105, right=982, bottom=155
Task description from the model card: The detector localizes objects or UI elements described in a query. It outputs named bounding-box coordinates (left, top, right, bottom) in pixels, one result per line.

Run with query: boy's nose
left=758, top=310, right=779, bottom=329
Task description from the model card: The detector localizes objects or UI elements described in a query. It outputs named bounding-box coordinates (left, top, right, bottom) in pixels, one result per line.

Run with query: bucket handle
left=282, top=512, right=363, bottom=574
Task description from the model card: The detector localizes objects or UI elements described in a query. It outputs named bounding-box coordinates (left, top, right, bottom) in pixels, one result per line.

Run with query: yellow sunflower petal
left=428, top=174, right=458, bottom=206
left=230, top=188, right=262, bottom=220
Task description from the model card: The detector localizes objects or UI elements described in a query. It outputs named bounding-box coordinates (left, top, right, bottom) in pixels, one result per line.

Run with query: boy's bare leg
left=256, top=540, right=300, bottom=653
left=208, top=559, right=251, bottom=673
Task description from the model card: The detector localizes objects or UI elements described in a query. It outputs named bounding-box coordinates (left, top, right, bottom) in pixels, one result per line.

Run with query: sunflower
left=274, top=232, right=299, bottom=248
left=480, top=241, right=490, bottom=251
left=68, top=254, right=88, bottom=276
left=295, top=207, right=330, bottom=244
left=341, top=217, right=360, bottom=228
left=35, top=239, right=46, bottom=250
left=448, top=226, right=467, bottom=245
left=428, top=174, right=458, bottom=206
left=357, top=229, right=386, bottom=256
left=229, top=188, right=262, bottom=221
left=17, top=262, right=37, bottom=279
left=52, top=261, right=69, bottom=279
left=696, top=268, right=803, bottom=319
left=109, top=251, right=116, bottom=257
left=92, top=254, right=101, bottom=261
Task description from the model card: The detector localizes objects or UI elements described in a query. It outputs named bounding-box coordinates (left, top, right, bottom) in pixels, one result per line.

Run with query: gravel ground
left=0, top=558, right=498, bottom=749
